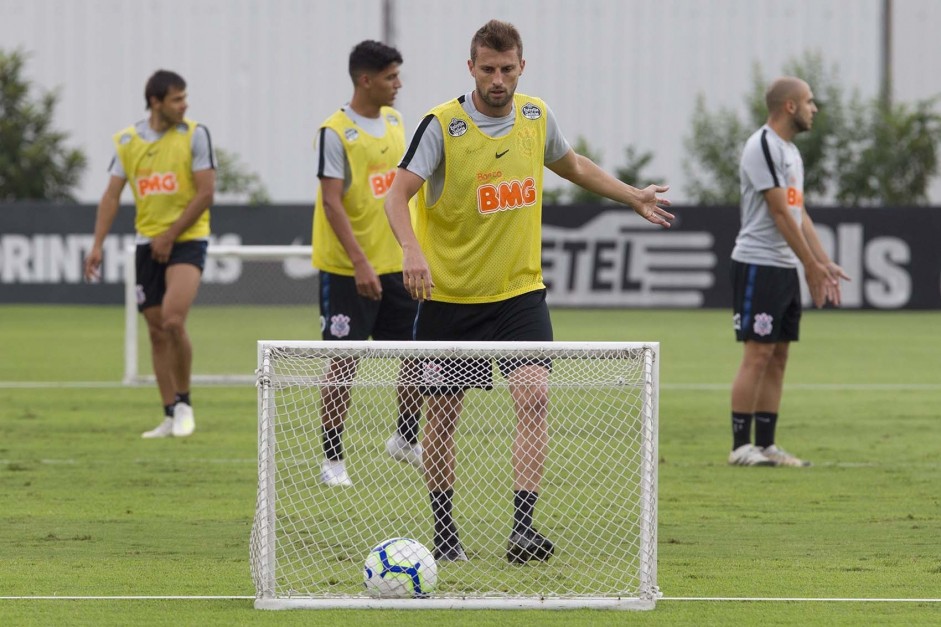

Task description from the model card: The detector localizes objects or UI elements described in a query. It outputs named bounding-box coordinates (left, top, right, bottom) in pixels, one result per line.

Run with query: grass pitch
left=1, top=305, right=940, bottom=625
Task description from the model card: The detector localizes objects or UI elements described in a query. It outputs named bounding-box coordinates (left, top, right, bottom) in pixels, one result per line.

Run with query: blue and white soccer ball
left=363, top=537, right=437, bottom=598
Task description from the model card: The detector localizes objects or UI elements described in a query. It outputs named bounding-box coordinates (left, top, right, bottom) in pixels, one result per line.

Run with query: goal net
left=251, top=340, right=659, bottom=610
left=123, top=244, right=317, bottom=385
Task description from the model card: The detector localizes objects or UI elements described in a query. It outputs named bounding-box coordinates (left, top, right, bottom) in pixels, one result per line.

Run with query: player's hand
left=150, top=232, right=174, bottom=263
left=83, top=247, right=103, bottom=282
left=823, top=261, right=850, bottom=307
left=354, top=261, right=382, bottom=301
left=402, top=247, right=433, bottom=301
left=805, top=261, right=838, bottom=308
left=826, top=261, right=850, bottom=283
left=634, top=184, right=674, bottom=228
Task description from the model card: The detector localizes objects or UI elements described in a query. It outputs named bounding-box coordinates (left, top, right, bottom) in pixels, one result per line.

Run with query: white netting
left=251, top=341, right=659, bottom=610
left=123, top=245, right=316, bottom=385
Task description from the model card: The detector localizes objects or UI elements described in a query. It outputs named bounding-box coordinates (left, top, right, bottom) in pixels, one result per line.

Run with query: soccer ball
left=363, top=537, right=437, bottom=598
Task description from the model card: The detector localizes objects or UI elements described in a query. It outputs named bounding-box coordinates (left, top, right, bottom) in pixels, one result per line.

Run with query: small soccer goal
left=251, top=340, right=660, bottom=610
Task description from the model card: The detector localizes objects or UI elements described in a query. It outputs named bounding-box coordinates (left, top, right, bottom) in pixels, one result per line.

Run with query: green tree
left=567, top=136, right=606, bottom=204
left=682, top=93, right=748, bottom=205
left=615, top=145, right=660, bottom=190
left=835, top=97, right=941, bottom=206
left=684, top=52, right=847, bottom=205
left=0, top=49, right=87, bottom=202
left=215, top=147, right=270, bottom=205
left=683, top=50, right=941, bottom=206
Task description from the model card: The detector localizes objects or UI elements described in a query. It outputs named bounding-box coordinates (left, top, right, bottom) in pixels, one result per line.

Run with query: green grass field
left=1, top=305, right=940, bottom=625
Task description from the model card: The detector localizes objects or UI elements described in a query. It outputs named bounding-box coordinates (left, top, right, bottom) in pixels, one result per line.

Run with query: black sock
left=175, top=392, right=191, bottom=406
left=732, top=412, right=753, bottom=450
left=430, top=489, right=457, bottom=547
left=323, top=426, right=344, bottom=461
left=754, top=412, right=778, bottom=448
left=513, top=490, right=539, bottom=534
left=396, top=413, right=421, bottom=444
left=164, top=404, right=175, bottom=418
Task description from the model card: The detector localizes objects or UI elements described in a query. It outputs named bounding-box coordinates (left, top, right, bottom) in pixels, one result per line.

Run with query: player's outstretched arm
left=546, top=149, right=673, bottom=228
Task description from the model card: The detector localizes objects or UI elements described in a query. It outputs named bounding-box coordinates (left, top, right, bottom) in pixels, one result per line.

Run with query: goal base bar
left=254, top=597, right=656, bottom=611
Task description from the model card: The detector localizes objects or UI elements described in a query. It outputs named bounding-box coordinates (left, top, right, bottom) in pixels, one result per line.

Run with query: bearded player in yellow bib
left=385, top=20, right=674, bottom=564
left=84, top=70, right=215, bottom=439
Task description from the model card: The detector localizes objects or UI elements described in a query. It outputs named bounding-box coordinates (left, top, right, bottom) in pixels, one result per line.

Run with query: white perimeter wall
left=1, top=0, right=939, bottom=205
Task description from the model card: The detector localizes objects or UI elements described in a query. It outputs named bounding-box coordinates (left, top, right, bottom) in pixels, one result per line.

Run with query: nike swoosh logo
left=381, top=147, right=389, bottom=153
left=146, top=151, right=157, bottom=156
left=495, top=149, right=509, bottom=158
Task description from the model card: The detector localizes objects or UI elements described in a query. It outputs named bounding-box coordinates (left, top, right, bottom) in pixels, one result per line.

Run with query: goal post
left=251, top=340, right=660, bottom=610
left=122, top=243, right=316, bottom=385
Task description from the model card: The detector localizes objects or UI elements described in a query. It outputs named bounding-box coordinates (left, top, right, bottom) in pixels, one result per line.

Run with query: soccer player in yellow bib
left=84, top=70, right=215, bottom=439
left=384, top=20, right=673, bottom=563
left=312, top=41, right=424, bottom=487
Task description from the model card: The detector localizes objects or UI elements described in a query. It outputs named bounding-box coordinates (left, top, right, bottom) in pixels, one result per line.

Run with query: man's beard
left=478, top=87, right=512, bottom=109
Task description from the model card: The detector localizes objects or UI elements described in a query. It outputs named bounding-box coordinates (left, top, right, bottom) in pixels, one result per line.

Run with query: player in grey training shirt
left=734, top=124, right=803, bottom=268
left=727, top=76, right=850, bottom=469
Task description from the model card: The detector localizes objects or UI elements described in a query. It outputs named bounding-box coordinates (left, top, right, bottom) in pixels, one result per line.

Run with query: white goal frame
left=252, top=340, right=660, bottom=611
left=122, top=244, right=313, bottom=385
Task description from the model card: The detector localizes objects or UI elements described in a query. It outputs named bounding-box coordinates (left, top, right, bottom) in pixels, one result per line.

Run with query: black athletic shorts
left=414, top=288, right=553, bottom=395
left=135, top=240, right=208, bottom=312
left=319, top=271, right=417, bottom=341
left=730, top=259, right=801, bottom=342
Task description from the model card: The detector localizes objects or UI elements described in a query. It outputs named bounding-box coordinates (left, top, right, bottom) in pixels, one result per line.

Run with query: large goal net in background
left=251, top=340, right=659, bottom=610
left=123, top=244, right=316, bottom=385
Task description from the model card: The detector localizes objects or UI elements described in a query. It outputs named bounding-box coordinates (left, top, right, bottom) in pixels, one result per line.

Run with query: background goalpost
left=251, top=340, right=660, bottom=610
left=122, top=244, right=316, bottom=385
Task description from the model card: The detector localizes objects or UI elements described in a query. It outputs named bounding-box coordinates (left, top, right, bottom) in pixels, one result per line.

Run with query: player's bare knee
left=161, top=315, right=187, bottom=338
left=147, top=326, right=169, bottom=346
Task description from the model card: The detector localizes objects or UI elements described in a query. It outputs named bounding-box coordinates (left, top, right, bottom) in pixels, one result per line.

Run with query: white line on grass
left=0, top=459, right=256, bottom=465
left=2, top=381, right=940, bottom=391
left=665, top=383, right=941, bottom=391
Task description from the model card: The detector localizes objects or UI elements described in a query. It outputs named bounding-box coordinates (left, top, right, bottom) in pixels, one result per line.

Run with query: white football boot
left=171, top=403, right=195, bottom=437
left=727, top=444, right=775, bottom=466
left=142, top=417, right=174, bottom=439
left=762, top=444, right=811, bottom=467
left=320, top=460, right=353, bottom=487
left=385, top=434, right=423, bottom=468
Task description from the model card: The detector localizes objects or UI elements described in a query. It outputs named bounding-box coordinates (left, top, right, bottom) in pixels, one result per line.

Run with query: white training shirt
left=399, top=91, right=571, bottom=206
left=732, top=124, right=804, bottom=268
left=314, top=105, right=390, bottom=193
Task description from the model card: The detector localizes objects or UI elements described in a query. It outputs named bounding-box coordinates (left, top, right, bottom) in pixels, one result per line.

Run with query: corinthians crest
left=521, top=102, right=542, bottom=120
left=448, top=118, right=468, bottom=137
